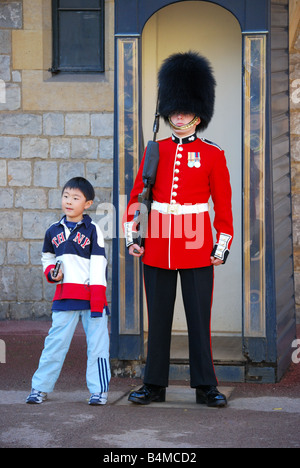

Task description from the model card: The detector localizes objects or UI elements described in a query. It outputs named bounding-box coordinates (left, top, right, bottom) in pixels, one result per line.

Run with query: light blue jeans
left=32, top=310, right=111, bottom=394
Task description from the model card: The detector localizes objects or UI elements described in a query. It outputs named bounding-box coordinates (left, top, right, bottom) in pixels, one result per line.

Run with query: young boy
left=26, top=177, right=110, bottom=406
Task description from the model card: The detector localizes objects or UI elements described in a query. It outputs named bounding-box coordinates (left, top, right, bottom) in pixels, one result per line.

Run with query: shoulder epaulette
left=201, top=138, right=222, bottom=151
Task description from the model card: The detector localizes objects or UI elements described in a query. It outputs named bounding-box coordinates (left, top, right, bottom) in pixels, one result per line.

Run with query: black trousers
left=143, top=264, right=218, bottom=388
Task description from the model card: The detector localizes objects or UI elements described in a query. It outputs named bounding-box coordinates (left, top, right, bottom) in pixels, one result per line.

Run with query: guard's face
left=169, top=113, right=201, bottom=136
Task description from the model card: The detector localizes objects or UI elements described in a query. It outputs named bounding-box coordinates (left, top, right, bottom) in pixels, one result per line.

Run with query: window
left=51, top=0, right=105, bottom=73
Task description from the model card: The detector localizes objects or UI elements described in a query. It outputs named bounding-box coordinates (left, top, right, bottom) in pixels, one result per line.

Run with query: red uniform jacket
left=123, top=133, right=233, bottom=270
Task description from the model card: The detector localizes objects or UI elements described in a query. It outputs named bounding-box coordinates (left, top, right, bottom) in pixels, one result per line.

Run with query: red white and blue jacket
left=42, top=215, right=108, bottom=317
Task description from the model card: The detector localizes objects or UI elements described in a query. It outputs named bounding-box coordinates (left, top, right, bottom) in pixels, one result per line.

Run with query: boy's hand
left=50, top=268, right=63, bottom=282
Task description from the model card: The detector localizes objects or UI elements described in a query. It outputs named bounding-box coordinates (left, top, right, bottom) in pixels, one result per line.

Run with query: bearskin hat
left=158, top=51, right=216, bottom=132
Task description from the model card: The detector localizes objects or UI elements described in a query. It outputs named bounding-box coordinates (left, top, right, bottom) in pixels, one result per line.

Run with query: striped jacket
left=42, top=215, right=108, bottom=317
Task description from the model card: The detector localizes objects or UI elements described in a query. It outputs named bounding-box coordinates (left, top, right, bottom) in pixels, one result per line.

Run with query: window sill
left=45, top=71, right=108, bottom=83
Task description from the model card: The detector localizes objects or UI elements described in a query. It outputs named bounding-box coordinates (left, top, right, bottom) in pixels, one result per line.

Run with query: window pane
left=58, top=11, right=102, bottom=69
left=59, top=0, right=100, bottom=8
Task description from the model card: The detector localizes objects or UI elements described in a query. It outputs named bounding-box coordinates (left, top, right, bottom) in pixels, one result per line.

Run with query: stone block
left=23, top=0, right=43, bottom=31
left=0, top=267, right=17, bottom=301
left=43, top=113, right=64, bottom=136
left=59, top=162, right=85, bottom=186
left=0, top=303, right=9, bottom=320
left=291, top=137, right=300, bottom=162
left=0, top=212, right=21, bottom=239
left=12, top=70, right=21, bottom=82
left=0, top=161, right=6, bottom=186
left=23, top=211, right=58, bottom=240
left=100, top=138, right=113, bottom=159
left=86, top=161, right=113, bottom=188
left=7, top=241, right=29, bottom=265
left=22, top=137, right=49, bottom=159
left=65, top=113, right=90, bottom=136
left=22, top=70, right=114, bottom=112
left=30, top=241, right=43, bottom=265
left=0, top=55, right=11, bottom=81
left=71, top=138, right=98, bottom=159
left=12, top=30, right=43, bottom=70
left=0, top=137, right=20, bottom=158
left=0, top=79, right=5, bottom=104
left=8, top=160, right=31, bottom=186
left=50, top=138, right=70, bottom=159
left=0, top=84, right=21, bottom=111
left=44, top=277, right=55, bottom=302
left=94, top=188, right=112, bottom=205
left=0, top=30, right=11, bottom=54
left=291, top=112, right=300, bottom=135
left=0, top=2, right=22, bottom=29
left=91, top=113, right=114, bottom=137
left=48, top=188, right=62, bottom=209
left=17, top=267, right=43, bottom=301
left=33, top=161, right=58, bottom=187
left=33, top=301, right=52, bottom=319
left=0, top=188, right=13, bottom=208
left=0, top=113, right=42, bottom=135
left=0, top=241, right=5, bottom=265
left=9, top=302, right=33, bottom=320
left=15, top=188, right=47, bottom=209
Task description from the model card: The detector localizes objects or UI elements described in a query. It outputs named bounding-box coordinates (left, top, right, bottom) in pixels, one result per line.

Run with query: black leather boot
left=196, top=385, right=227, bottom=408
left=128, top=384, right=166, bottom=405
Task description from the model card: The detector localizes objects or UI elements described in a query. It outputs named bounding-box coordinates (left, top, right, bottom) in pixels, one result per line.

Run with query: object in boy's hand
left=52, top=260, right=62, bottom=279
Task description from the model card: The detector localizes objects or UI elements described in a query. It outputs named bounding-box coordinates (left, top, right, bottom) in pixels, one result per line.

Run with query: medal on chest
left=188, top=152, right=201, bottom=168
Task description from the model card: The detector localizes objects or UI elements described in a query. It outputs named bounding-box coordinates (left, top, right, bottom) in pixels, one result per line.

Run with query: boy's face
left=62, top=188, right=93, bottom=222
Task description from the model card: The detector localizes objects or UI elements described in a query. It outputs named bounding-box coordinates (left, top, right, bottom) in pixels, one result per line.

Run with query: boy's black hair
left=62, top=177, right=95, bottom=201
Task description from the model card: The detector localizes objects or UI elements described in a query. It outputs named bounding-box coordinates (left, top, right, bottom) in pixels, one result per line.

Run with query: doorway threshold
left=170, top=334, right=246, bottom=363
left=140, top=334, right=247, bottom=382
left=168, top=334, right=246, bottom=382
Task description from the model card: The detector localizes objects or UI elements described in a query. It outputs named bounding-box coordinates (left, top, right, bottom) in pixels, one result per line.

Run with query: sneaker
left=26, top=388, right=47, bottom=404
left=88, top=392, right=108, bottom=406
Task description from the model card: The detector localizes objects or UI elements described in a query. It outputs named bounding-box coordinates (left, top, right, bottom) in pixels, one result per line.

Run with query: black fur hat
left=158, top=51, right=216, bottom=132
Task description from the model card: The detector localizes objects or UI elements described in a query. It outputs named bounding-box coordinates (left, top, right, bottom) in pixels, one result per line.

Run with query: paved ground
left=0, top=321, right=300, bottom=449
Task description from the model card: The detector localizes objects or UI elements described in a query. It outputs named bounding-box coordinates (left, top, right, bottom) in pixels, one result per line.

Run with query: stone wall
left=0, top=0, right=115, bottom=319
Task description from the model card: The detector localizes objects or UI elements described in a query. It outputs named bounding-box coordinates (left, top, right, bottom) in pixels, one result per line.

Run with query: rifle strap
left=153, top=90, right=160, bottom=142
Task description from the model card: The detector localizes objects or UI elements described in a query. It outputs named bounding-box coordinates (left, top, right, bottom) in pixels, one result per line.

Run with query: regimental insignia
left=188, top=152, right=201, bottom=168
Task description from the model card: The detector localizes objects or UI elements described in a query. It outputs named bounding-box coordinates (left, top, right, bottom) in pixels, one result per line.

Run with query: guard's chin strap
left=168, top=115, right=199, bottom=131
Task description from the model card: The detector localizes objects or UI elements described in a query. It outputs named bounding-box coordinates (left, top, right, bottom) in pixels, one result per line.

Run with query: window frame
left=51, top=0, right=105, bottom=74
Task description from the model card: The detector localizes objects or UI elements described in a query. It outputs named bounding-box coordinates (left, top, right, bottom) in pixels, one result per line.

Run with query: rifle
left=133, top=100, right=160, bottom=251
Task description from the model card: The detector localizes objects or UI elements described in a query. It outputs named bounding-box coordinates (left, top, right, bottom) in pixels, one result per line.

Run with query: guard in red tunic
left=123, top=52, right=233, bottom=407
